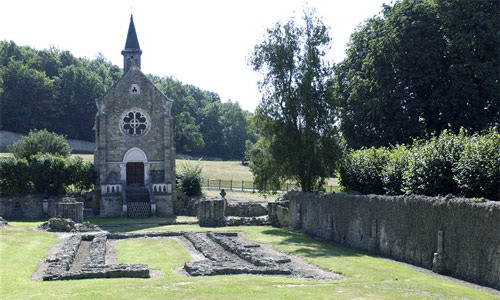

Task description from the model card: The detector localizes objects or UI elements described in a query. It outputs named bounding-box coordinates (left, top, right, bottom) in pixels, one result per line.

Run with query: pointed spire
left=124, top=15, right=140, bottom=50
left=122, top=15, right=142, bottom=72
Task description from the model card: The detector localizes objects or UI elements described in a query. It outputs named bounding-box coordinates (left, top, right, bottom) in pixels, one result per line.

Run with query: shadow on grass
left=261, top=228, right=361, bottom=259
left=87, top=216, right=192, bottom=232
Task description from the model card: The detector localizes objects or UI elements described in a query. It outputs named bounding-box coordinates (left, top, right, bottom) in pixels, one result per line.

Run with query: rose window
left=121, top=110, right=149, bottom=136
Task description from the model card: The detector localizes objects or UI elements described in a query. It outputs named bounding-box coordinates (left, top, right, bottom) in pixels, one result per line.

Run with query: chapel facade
left=94, top=16, right=175, bottom=217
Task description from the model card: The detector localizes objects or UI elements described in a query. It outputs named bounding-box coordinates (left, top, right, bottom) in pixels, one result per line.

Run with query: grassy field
left=1, top=220, right=496, bottom=300
left=0, top=153, right=340, bottom=188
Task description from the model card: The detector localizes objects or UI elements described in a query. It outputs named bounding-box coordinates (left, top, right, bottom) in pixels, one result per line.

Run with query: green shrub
left=454, top=130, right=500, bottom=200
left=402, top=130, right=466, bottom=196
left=29, top=153, right=71, bottom=194
left=0, top=157, right=30, bottom=195
left=177, top=162, right=203, bottom=196
left=339, top=147, right=390, bottom=194
left=381, top=145, right=409, bottom=195
left=339, top=128, right=499, bottom=200
left=8, top=129, right=71, bottom=160
left=66, top=156, right=97, bottom=195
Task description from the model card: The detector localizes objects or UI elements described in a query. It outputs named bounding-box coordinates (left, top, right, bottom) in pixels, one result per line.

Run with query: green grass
left=1, top=220, right=497, bottom=300
left=203, top=189, right=281, bottom=202
left=178, top=158, right=339, bottom=187
left=0, top=153, right=340, bottom=189
left=178, top=159, right=254, bottom=182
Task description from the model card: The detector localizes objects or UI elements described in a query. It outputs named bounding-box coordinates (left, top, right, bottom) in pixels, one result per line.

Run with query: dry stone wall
left=286, top=192, right=500, bottom=289
left=0, top=195, right=62, bottom=219
left=225, top=202, right=267, bottom=217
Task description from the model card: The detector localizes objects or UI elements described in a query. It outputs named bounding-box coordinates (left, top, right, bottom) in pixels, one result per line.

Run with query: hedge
left=339, top=129, right=499, bottom=200
left=0, top=155, right=96, bottom=196
left=0, top=129, right=95, bottom=196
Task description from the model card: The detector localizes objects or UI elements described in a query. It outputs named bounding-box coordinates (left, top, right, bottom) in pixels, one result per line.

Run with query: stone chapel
left=95, top=15, right=175, bottom=218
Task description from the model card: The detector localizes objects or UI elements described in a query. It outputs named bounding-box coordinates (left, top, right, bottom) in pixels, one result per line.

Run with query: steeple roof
left=124, top=15, right=140, bottom=50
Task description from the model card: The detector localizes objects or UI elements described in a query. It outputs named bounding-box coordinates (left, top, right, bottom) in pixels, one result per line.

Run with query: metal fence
left=202, top=178, right=339, bottom=193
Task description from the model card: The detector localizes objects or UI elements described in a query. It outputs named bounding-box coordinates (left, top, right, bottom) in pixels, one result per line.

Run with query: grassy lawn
left=0, top=153, right=340, bottom=189
left=1, top=153, right=340, bottom=189
left=203, top=189, right=281, bottom=202
left=1, top=220, right=497, bottom=300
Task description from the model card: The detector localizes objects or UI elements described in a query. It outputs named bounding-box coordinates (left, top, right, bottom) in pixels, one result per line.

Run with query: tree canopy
left=0, top=41, right=255, bottom=159
left=332, top=0, right=499, bottom=149
left=247, top=8, right=341, bottom=192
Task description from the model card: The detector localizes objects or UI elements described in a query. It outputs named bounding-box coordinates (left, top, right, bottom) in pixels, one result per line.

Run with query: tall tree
left=248, top=8, right=340, bottom=192
left=333, top=0, right=499, bottom=149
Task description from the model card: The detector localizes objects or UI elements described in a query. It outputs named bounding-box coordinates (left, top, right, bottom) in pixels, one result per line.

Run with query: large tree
left=333, top=0, right=499, bottom=149
left=248, top=8, right=340, bottom=192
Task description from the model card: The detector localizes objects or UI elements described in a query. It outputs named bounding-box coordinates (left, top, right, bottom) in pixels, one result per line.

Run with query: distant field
left=0, top=153, right=339, bottom=188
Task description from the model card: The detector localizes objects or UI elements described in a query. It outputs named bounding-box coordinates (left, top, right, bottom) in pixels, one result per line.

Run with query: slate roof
left=124, top=15, right=140, bottom=51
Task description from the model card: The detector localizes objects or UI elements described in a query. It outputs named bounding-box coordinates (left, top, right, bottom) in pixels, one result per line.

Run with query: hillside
left=0, top=41, right=255, bottom=159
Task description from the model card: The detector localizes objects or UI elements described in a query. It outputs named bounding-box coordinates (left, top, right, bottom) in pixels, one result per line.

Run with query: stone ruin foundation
left=36, top=231, right=344, bottom=281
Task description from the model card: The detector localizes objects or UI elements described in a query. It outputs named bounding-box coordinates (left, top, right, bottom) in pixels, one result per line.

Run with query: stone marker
left=197, top=197, right=226, bottom=227
left=57, top=197, right=83, bottom=223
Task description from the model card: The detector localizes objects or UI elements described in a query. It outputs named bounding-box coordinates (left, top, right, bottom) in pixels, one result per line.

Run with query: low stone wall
left=0, top=195, right=62, bottom=219
left=154, top=194, right=174, bottom=217
left=226, top=202, right=268, bottom=217
left=99, top=195, right=122, bottom=217
left=286, top=192, right=500, bottom=289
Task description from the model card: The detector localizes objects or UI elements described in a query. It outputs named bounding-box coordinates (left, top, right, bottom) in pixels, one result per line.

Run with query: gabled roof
left=124, top=15, right=140, bottom=51
left=97, top=66, right=173, bottom=104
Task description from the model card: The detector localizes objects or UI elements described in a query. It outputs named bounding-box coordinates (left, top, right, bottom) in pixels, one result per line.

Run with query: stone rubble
left=207, top=232, right=291, bottom=266
left=183, top=232, right=293, bottom=276
left=42, top=233, right=149, bottom=281
left=83, top=234, right=107, bottom=267
left=39, top=218, right=101, bottom=232
left=39, top=230, right=343, bottom=281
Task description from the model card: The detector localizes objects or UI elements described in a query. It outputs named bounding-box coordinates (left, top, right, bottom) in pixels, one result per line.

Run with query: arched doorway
left=122, top=147, right=148, bottom=187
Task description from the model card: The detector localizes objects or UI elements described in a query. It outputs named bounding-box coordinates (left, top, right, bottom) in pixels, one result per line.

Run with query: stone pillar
left=267, top=202, right=278, bottom=225
left=197, top=197, right=226, bottom=227
left=432, top=230, right=447, bottom=273
left=368, top=219, right=379, bottom=252
left=43, top=199, right=49, bottom=215
left=56, top=201, right=84, bottom=223
left=327, top=214, right=335, bottom=240
left=120, top=164, right=127, bottom=216
left=292, top=203, right=302, bottom=230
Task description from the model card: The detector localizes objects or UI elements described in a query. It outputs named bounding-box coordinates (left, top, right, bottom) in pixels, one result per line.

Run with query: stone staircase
left=125, top=187, right=151, bottom=218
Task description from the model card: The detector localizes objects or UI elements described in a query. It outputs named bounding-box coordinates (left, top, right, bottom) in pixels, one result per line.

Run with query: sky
left=0, top=0, right=389, bottom=112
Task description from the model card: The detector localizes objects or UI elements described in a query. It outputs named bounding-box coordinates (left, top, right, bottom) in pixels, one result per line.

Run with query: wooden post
left=242, top=180, right=244, bottom=191
left=230, top=180, right=233, bottom=191
left=218, top=179, right=221, bottom=190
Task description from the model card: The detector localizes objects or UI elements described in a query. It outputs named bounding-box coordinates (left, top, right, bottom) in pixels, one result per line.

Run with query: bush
left=0, top=157, right=30, bottom=194
left=66, top=157, right=97, bottom=195
left=454, top=130, right=500, bottom=200
left=339, top=147, right=390, bottom=195
left=177, top=163, right=203, bottom=196
left=9, top=129, right=71, bottom=160
left=29, top=153, right=71, bottom=194
left=402, top=130, right=466, bottom=196
left=381, top=145, right=409, bottom=195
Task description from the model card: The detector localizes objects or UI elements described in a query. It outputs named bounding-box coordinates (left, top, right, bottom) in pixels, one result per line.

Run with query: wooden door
left=126, top=162, right=144, bottom=186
